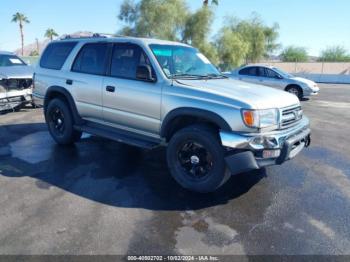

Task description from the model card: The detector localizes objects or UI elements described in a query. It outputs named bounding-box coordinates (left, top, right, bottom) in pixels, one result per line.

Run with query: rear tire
left=46, top=98, right=82, bottom=145
left=13, top=105, right=22, bottom=112
left=166, top=125, right=230, bottom=193
left=286, top=85, right=303, bottom=100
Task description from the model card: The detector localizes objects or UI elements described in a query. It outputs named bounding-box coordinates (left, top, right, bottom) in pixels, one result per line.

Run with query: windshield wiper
left=171, top=73, right=207, bottom=79
left=203, top=73, right=228, bottom=79
left=171, top=73, right=228, bottom=80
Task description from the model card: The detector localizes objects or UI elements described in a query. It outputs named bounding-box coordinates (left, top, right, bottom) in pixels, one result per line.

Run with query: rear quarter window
left=40, top=42, right=77, bottom=70
left=239, top=67, right=257, bottom=76
left=72, top=43, right=110, bottom=75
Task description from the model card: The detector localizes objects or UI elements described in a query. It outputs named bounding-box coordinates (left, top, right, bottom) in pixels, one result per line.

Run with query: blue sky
left=0, top=0, right=349, bottom=56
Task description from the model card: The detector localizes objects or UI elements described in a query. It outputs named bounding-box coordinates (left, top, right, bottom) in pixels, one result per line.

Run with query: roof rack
left=60, top=33, right=116, bottom=40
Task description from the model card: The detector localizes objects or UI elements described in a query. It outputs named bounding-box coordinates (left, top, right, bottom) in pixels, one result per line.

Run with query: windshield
left=149, top=44, right=223, bottom=79
left=0, top=55, right=26, bottom=67
left=272, top=67, right=293, bottom=78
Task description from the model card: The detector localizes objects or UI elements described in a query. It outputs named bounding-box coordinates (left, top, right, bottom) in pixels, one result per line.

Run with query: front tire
left=46, top=98, right=82, bottom=145
left=286, top=85, right=303, bottom=100
left=13, top=105, right=22, bottom=112
left=166, top=125, right=230, bottom=193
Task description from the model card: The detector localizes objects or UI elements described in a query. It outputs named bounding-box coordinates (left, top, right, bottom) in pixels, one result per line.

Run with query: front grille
left=280, top=106, right=303, bottom=129
left=0, top=79, right=33, bottom=91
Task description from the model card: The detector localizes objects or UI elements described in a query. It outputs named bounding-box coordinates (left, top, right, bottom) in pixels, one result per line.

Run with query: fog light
left=252, top=136, right=264, bottom=144
left=263, top=149, right=281, bottom=159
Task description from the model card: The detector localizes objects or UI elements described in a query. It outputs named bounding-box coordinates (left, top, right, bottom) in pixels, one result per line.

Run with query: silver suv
left=33, top=36, right=311, bottom=193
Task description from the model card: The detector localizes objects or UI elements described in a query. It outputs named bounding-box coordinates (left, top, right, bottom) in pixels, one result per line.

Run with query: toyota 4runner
left=33, top=35, right=311, bottom=193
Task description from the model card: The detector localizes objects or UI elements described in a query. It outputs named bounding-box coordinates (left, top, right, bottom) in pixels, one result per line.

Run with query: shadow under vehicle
left=0, top=122, right=267, bottom=211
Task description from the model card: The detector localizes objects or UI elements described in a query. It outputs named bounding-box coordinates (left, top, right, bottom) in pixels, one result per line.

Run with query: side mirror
left=136, top=65, right=155, bottom=82
left=276, top=74, right=283, bottom=79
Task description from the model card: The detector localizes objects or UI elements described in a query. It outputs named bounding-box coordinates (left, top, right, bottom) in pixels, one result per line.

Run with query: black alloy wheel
left=177, top=141, right=214, bottom=181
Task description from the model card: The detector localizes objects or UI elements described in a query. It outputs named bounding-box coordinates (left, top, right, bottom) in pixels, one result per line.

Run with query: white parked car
left=0, top=51, right=34, bottom=111
left=227, top=65, right=320, bottom=100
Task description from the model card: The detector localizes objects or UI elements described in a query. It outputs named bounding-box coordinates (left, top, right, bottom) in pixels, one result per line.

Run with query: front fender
left=160, top=107, right=232, bottom=138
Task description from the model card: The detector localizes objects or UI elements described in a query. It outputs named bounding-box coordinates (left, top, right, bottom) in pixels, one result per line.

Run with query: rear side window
left=72, top=43, right=110, bottom=75
left=239, top=67, right=257, bottom=76
left=40, top=42, right=77, bottom=70
left=257, top=67, right=267, bottom=77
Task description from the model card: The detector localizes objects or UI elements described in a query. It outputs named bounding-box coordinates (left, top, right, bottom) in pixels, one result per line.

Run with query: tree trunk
left=20, top=22, right=24, bottom=56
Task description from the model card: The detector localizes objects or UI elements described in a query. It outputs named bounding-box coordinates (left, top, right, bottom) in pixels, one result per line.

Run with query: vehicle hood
left=177, top=78, right=300, bottom=110
left=0, top=66, right=34, bottom=79
left=291, top=77, right=316, bottom=86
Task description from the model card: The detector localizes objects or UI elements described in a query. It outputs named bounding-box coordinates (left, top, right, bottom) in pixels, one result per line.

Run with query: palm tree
left=203, top=0, right=218, bottom=6
left=45, top=28, right=59, bottom=41
left=11, top=12, right=30, bottom=56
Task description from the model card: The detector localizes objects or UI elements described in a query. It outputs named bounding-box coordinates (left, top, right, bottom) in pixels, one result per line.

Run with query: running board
left=74, top=122, right=161, bottom=149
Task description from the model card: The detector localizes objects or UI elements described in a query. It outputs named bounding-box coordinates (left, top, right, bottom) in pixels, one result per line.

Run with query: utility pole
left=36, top=38, right=39, bottom=55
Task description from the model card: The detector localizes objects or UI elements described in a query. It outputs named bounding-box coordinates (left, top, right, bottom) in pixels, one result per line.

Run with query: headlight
left=242, top=109, right=278, bottom=129
left=306, top=82, right=318, bottom=90
left=310, top=83, right=319, bottom=91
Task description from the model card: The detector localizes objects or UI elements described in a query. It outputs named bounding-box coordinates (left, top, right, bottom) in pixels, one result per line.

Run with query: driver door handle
left=106, top=86, right=116, bottom=93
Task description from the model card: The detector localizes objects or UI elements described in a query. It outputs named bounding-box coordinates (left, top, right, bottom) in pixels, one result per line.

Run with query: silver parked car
left=0, top=51, right=34, bottom=111
left=33, top=36, right=311, bottom=193
left=228, top=65, right=320, bottom=99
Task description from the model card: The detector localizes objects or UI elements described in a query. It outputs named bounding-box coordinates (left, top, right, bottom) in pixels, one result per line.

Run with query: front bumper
left=220, top=117, right=311, bottom=175
left=303, top=86, right=320, bottom=97
left=32, top=92, right=44, bottom=107
left=304, top=90, right=319, bottom=97
left=0, top=89, right=33, bottom=111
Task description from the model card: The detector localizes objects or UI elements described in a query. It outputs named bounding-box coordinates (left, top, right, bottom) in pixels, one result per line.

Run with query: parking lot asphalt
left=0, top=84, right=350, bottom=256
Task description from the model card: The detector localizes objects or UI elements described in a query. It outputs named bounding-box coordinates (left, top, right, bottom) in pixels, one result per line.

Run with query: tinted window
left=72, top=43, right=109, bottom=75
left=257, top=67, right=267, bottom=77
left=239, top=67, right=257, bottom=76
left=110, top=44, right=143, bottom=79
left=40, top=42, right=77, bottom=70
left=265, top=68, right=280, bottom=78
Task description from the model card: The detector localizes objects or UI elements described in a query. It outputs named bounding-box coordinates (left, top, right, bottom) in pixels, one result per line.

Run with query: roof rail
left=60, top=33, right=115, bottom=40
